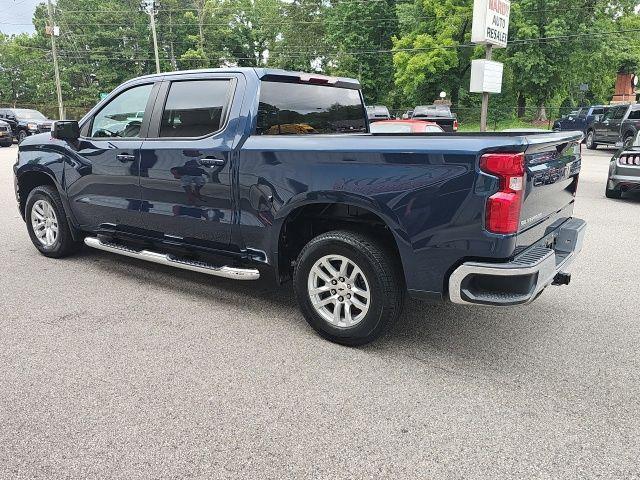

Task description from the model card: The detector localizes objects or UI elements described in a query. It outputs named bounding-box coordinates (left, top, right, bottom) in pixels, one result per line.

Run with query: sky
left=0, top=0, right=39, bottom=36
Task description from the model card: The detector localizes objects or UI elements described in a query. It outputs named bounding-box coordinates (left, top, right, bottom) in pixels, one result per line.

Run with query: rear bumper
left=608, top=173, right=640, bottom=191
left=448, top=218, right=587, bottom=306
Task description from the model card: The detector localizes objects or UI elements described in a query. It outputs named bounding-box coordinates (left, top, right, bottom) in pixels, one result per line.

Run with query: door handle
left=199, top=157, right=226, bottom=167
left=116, top=154, right=136, bottom=163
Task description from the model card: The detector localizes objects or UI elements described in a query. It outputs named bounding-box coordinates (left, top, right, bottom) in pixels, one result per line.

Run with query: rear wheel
left=586, top=130, right=597, bottom=150
left=25, top=185, right=82, bottom=258
left=294, top=230, right=404, bottom=346
left=605, top=185, right=622, bottom=199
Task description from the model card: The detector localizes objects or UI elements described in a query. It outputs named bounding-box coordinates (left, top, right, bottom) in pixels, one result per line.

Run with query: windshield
left=13, top=109, right=46, bottom=120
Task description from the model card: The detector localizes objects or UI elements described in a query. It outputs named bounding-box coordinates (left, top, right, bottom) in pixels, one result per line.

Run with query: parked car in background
left=606, top=131, right=640, bottom=199
left=586, top=104, right=640, bottom=149
left=14, top=68, right=586, bottom=346
left=0, top=108, right=54, bottom=143
left=369, top=119, right=444, bottom=134
left=0, top=119, right=12, bottom=147
left=553, top=105, right=610, bottom=134
left=412, top=105, right=459, bottom=132
left=366, top=105, right=392, bottom=123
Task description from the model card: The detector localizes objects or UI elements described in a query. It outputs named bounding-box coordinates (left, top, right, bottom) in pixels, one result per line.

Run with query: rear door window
left=627, top=109, right=640, bottom=120
left=256, top=81, right=366, bottom=135
left=159, top=80, right=232, bottom=138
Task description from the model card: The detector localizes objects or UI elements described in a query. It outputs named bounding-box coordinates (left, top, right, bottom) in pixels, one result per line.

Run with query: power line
left=12, top=28, right=640, bottom=60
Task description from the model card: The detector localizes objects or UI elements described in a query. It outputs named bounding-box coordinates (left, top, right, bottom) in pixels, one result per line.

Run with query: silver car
left=606, top=131, right=640, bottom=199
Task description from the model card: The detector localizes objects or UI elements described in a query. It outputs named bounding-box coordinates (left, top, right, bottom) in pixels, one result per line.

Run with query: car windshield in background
left=14, top=109, right=46, bottom=120
left=256, top=81, right=366, bottom=135
left=413, top=105, right=452, bottom=117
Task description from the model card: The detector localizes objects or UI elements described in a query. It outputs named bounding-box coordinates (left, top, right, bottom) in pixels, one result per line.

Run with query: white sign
left=470, top=59, right=504, bottom=93
left=471, top=0, right=511, bottom=48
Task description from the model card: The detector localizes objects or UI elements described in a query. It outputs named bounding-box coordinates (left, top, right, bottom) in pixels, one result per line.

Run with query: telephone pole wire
left=46, top=0, right=64, bottom=120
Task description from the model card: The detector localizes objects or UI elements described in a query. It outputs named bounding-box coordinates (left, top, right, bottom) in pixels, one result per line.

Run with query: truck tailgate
left=517, top=132, right=583, bottom=249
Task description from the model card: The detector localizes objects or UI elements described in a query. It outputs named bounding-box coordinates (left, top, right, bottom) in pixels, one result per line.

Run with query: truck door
left=606, top=106, right=628, bottom=143
left=138, top=73, right=243, bottom=248
left=66, top=82, right=159, bottom=230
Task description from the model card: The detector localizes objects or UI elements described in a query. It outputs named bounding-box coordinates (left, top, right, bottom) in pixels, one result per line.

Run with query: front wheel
left=25, top=185, right=82, bottom=258
left=586, top=131, right=597, bottom=150
left=17, top=130, right=28, bottom=144
left=294, top=230, right=404, bottom=346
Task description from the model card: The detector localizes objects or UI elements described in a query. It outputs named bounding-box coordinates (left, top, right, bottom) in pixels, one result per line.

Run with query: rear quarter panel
left=237, top=134, right=537, bottom=297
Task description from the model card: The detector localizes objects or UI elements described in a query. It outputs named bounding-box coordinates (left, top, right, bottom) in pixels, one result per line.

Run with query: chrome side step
left=84, top=237, right=260, bottom=281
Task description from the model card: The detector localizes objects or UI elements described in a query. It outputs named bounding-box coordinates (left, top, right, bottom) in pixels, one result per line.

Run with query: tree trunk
left=536, top=103, right=547, bottom=122
left=517, top=93, right=526, bottom=118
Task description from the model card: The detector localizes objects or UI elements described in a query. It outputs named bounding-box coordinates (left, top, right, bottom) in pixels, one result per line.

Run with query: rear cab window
left=256, top=81, right=367, bottom=135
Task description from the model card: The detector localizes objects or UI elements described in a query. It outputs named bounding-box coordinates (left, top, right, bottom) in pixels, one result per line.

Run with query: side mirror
left=51, top=120, right=80, bottom=141
left=624, top=135, right=636, bottom=147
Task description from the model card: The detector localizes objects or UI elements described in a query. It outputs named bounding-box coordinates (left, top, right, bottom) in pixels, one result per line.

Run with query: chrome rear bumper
left=449, top=218, right=586, bottom=306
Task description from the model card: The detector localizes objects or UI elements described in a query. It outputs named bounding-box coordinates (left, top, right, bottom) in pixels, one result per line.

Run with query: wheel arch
left=273, top=195, right=410, bottom=285
left=16, top=167, right=81, bottom=241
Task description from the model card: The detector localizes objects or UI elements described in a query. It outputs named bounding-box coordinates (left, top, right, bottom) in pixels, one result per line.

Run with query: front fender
left=14, top=141, right=80, bottom=234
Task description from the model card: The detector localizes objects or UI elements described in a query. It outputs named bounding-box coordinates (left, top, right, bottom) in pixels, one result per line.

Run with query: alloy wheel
left=31, top=199, right=58, bottom=247
left=307, top=254, right=371, bottom=328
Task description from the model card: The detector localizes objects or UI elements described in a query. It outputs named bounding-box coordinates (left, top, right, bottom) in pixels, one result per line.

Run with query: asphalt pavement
left=1, top=143, right=639, bottom=479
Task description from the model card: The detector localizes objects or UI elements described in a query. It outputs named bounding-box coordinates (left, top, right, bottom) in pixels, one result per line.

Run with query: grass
left=457, top=118, right=553, bottom=132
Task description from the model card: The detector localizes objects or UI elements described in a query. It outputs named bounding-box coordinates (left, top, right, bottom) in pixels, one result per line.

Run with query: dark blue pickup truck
left=13, top=68, right=586, bottom=345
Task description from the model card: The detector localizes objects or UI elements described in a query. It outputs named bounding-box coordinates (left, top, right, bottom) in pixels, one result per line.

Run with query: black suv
left=0, top=119, right=12, bottom=147
left=0, top=108, right=54, bottom=143
left=586, top=104, right=640, bottom=149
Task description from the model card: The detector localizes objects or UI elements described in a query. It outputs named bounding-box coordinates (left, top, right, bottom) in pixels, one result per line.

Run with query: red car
left=370, top=119, right=445, bottom=134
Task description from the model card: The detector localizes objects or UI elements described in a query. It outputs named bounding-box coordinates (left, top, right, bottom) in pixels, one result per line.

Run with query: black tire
left=605, top=185, right=622, bottom=199
left=17, top=130, right=27, bottom=144
left=25, top=185, right=82, bottom=258
left=0, top=141, right=11, bottom=147
left=585, top=130, right=597, bottom=150
left=293, top=230, right=404, bottom=346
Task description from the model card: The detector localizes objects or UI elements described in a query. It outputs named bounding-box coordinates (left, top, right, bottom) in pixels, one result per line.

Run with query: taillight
left=619, top=154, right=640, bottom=166
left=480, top=153, right=526, bottom=235
left=453, top=119, right=459, bottom=131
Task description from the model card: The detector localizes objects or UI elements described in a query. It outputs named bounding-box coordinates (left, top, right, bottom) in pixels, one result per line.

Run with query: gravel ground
left=1, top=144, right=639, bottom=479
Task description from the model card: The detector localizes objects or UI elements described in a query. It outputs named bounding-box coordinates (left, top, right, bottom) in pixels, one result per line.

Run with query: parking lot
left=0, top=143, right=638, bottom=479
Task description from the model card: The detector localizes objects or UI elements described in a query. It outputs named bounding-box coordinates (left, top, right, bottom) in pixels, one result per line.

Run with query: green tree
left=325, top=0, right=398, bottom=104
left=393, top=0, right=474, bottom=107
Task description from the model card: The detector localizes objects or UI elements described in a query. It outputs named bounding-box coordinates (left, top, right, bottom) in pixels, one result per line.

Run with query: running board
left=84, top=237, right=260, bottom=281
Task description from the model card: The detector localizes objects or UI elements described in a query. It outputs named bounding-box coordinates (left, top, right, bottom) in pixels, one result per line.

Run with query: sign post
left=470, top=0, right=511, bottom=131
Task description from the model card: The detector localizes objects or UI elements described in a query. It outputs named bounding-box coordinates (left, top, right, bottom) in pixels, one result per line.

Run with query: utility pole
left=479, top=44, right=492, bottom=132
left=46, top=0, right=64, bottom=120
left=143, top=0, right=161, bottom=74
